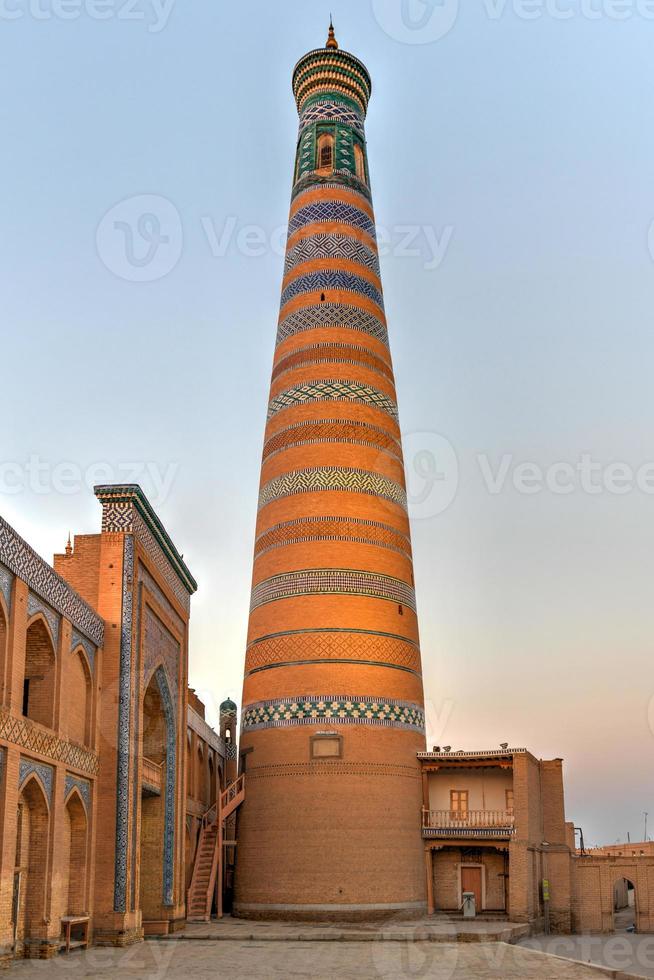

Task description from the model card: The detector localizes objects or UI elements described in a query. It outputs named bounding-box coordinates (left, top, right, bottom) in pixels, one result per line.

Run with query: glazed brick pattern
left=267, top=379, right=398, bottom=423
left=271, top=343, right=392, bottom=383
left=242, top=694, right=425, bottom=732
left=284, top=234, right=380, bottom=277
left=254, top=516, right=412, bottom=559
left=257, top=467, right=407, bottom=512
left=277, top=303, right=388, bottom=347
left=262, top=419, right=403, bottom=463
left=249, top=568, right=416, bottom=613
left=245, top=629, right=421, bottom=675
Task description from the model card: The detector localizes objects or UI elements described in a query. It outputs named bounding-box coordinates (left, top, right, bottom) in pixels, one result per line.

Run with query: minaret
left=234, top=24, right=427, bottom=918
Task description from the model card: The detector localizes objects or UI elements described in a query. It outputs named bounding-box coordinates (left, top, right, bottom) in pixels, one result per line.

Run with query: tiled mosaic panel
left=257, top=467, right=407, bottom=512
left=276, top=303, right=388, bottom=347
left=280, top=270, right=384, bottom=313
left=19, top=757, right=54, bottom=804
left=299, top=100, right=365, bottom=135
left=0, top=517, right=104, bottom=646
left=250, top=568, right=416, bottom=613
left=71, top=628, right=97, bottom=674
left=262, top=419, right=403, bottom=463
left=254, top=515, right=412, bottom=559
left=114, top=534, right=134, bottom=912
left=27, top=592, right=60, bottom=648
left=0, top=565, right=13, bottom=612
left=65, top=773, right=91, bottom=810
left=288, top=202, right=376, bottom=241
left=245, top=629, right=421, bottom=675
left=267, top=380, right=398, bottom=423
left=242, top=695, right=425, bottom=733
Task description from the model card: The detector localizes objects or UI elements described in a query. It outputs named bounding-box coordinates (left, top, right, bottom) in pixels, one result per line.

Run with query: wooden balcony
left=142, top=756, right=163, bottom=796
left=422, top=809, right=516, bottom=840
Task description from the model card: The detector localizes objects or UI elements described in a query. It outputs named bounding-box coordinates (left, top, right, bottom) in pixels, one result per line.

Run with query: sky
left=2, top=0, right=654, bottom=846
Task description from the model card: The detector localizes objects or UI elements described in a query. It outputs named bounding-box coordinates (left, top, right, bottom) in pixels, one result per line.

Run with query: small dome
left=220, top=697, right=237, bottom=714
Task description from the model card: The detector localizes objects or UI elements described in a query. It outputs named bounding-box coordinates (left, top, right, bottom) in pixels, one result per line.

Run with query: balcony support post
left=424, top=847, right=435, bottom=915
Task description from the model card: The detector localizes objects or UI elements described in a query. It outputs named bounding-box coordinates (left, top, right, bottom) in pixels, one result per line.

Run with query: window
left=316, top=133, right=334, bottom=173
left=450, top=790, right=469, bottom=818
left=354, top=143, right=367, bottom=184
left=506, top=789, right=514, bottom=815
left=310, top=734, right=342, bottom=759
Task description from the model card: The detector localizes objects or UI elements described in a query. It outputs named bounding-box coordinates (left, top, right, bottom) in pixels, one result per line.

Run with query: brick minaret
left=234, top=24, right=427, bottom=919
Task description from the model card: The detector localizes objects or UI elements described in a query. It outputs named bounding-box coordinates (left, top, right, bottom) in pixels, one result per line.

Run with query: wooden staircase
left=187, top=775, right=245, bottom=922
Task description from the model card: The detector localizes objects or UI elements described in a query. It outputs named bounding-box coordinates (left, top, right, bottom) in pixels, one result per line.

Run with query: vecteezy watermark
left=371, top=0, right=461, bottom=44
left=371, top=0, right=654, bottom=45
left=0, top=0, right=175, bottom=31
left=96, top=195, right=183, bottom=282
left=201, top=215, right=454, bottom=271
left=0, top=457, right=179, bottom=506
left=404, top=432, right=459, bottom=520
left=477, top=453, right=654, bottom=496
left=95, top=196, right=454, bottom=282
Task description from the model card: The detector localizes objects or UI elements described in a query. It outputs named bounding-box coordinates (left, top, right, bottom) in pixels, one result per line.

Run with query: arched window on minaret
left=354, top=143, right=367, bottom=185
left=317, top=133, right=334, bottom=172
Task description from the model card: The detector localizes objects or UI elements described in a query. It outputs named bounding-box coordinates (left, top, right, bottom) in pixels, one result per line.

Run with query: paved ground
left=521, top=932, right=654, bottom=978
left=5, top=939, right=642, bottom=979
left=181, top=915, right=530, bottom=944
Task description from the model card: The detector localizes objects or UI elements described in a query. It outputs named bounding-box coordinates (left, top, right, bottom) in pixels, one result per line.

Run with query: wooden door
left=461, top=866, right=482, bottom=910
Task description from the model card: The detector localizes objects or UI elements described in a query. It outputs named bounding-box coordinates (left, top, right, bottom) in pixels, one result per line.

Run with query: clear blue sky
left=2, top=0, right=654, bottom=846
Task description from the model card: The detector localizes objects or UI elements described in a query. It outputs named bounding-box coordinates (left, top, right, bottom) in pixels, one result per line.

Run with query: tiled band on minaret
left=234, top=25, right=427, bottom=917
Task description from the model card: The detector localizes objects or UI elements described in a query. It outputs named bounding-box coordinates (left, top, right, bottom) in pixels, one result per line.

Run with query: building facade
left=234, top=24, right=427, bottom=919
left=0, top=484, right=202, bottom=958
left=420, top=748, right=573, bottom=932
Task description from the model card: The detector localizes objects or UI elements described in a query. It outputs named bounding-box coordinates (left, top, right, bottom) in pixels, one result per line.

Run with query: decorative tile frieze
left=19, top=758, right=54, bottom=803
left=154, top=665, right=176, bottom=907
left=0, top=564, right=13, bottom=613
left=114, top=534, right=134, bottom=913
left=262, top=418, right=402, bottom=463
left=280, top=270, right=384, bottom=313
left=291, top=174, right=372, bottom=206
left=95, top=485, right=196, bottom=612
left=0, top=709, right=99, bottom=775
left=71, top=628, right=96, bottom=674
left=267, top=380, right=398, bottom=423
left=65, top=773, right=91, bottom=810
left=254, top=515, right=412, bottom=559
left=299, top=100, right=364, bottom=135
left=258, top=467, right=407, bottom=512
left=242, top=695, right=425, bottom=733
left=250, top=568, right=416, bottom=613
left=284, top=234, right=380, bottom=278
left=245, top=628, right=421, bottom=676
left=0, top=516, right=103, bottom=647
left=276, top=303, right=388, bottom=347
left=288, top=201, right=376, bottom=241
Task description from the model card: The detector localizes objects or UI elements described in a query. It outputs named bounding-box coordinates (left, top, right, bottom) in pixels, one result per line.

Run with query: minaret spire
left=65, top=531, right=72, bottom=557
left=326, top=15, right=338, bottom=49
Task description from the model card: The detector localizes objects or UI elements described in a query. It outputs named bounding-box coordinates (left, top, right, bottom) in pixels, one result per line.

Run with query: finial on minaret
left=326, top=16, right=338, bottom=49
left=65, top=532, right=72, bottom=557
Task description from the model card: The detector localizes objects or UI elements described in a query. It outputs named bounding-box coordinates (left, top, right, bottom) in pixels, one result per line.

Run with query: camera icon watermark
left=96, top=194, right=183, bottom=282
left=371, top=0, right=460, bottom=44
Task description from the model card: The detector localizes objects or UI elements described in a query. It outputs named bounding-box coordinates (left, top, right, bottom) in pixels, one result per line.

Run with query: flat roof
left=418, top=748, right=528, bottom=761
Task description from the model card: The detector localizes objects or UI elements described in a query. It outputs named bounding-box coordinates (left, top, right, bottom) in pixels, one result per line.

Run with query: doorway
left=460, top=865, right=483, bottom=911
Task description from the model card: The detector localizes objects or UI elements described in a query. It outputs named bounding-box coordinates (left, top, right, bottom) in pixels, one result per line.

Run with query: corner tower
left=234, top=25, right=427, bottom=919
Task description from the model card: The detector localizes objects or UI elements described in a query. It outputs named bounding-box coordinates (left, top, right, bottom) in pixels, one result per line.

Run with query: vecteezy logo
left=96, top=194, right=183, bottom=282
left=371, top=0, right=459, bottom=44
left=404, top=431, right=459, bottom=519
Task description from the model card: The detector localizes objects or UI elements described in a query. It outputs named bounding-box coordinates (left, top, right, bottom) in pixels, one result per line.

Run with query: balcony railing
left=142, top=756, right=163, bottom=795
left=422, top=809, right=516, bottom=839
